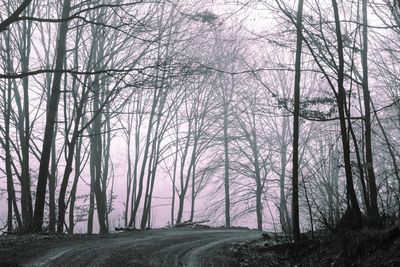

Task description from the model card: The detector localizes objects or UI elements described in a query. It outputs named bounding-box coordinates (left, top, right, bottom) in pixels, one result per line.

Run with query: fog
left=1, top=0, right=400, bottom=239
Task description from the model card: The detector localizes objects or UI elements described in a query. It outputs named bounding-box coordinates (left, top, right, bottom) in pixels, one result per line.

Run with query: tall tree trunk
left=327, top=147, right=339, bottom=226
left=332, top=0, right=362, bottom=224
left=176, top=122, right=193, bottom=224
left=279, top=118, right=290, bottom=234
left=129, top=110, right=141, bottom=228
left=175, top=110, right=199, bottom=224
left=3, top=29, right=22, bottom=232
left=4, top=61, right=14, bottom=232
left=48, top=131, right=57, bottom=233
left=87, top=170, right=95, bottom=233
left=57, top=137, right=78, bottom=233
left=129, top=87, right=160, bottom=227
left=223, top=101, right=231, bottom=228
left=91, top=84, right=108, bottom=234
left=142, top=134, right=163, bottom=229
left=17, top=12, right=34, bottom=231
left=129, top=1, right=168, bottom=228
left=171, top=116, right=179, bottom=225
left=292, top=0, right=304, bottom=242
left=57, top=51, right=87, bottom=233
left=348, top=120, right=370, bottom=212
left=125, top=120, right=133, bottom=227
left=68, top=133, right=83, bottom=234
left=33, top=0, right=71, bottom=232
left=102, top=104, right=112, bottom=231
left=250, top=116, right=263, bottom=231
left=190, top=159, right=197, bottom=222
left=141, top=97, right=166, bottom=229
left=361, top=0, right=379, bottom=220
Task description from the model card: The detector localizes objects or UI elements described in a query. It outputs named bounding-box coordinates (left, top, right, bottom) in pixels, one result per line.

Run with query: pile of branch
left=114, top=227, right=138, bottom=232
left=173, top=220, right=210, bottom=229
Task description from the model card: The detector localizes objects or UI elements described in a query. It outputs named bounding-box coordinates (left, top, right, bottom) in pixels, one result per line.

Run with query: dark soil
left=231, top=226, right=400, bottom=267
left=4, top=226, right=399, bottom=267
left=0, top=229, right=260, bottom=267
left=0, top=232, right=139, bottom=266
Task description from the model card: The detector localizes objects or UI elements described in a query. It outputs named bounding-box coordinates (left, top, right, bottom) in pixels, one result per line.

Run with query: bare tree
left=291, top=0, right=304, bottom=241
left=33, top=0, right=72, bottom=232
left=361, top=0, right=379, bottom=221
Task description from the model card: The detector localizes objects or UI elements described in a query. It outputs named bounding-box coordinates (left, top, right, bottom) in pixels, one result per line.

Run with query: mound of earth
left=231, top=226, right=400, bottom=266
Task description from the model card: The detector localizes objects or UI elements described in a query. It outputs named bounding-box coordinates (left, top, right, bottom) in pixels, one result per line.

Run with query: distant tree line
left=0, top=0, right=400, bottom=241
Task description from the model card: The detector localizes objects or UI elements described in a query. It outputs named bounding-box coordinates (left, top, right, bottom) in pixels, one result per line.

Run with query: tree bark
left=279, top=118, right=290, bottom=234
left=223, top=99, right=231, bottom=228
left=48, top=130, right=57, bottom=233
left=16, top=12, right=34, bottom=232
left=4, top=58, right=14, bottom=232
left=361, top=0, right=379, bottom=220
left=171, top=115, right=179, bottom=225
left=292, top=0, right=304, bottom=242
left=332, top=0, right=362, bottom=224
left=68, top=133, right=83, bottom=234
left=32, top=0, right=71, bottom=232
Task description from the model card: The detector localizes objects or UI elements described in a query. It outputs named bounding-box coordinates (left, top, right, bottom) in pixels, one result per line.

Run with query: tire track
left=25, top=229, right=260, bottom=267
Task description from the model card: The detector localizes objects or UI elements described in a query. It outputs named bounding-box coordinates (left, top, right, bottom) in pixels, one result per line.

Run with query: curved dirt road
left=24, top=229, right=260, bottom=267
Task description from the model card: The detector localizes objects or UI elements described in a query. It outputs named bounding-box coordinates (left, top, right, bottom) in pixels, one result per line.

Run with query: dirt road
left=21, top=229, right=260, bottom=266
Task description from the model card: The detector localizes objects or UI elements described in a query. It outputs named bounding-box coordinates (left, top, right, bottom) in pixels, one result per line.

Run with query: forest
left=1, top=0, right=400, bottom=265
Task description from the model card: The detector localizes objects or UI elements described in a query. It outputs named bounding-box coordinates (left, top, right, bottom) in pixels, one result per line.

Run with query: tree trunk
left=32, top=0, right=71, bottom=232
left=87, top=173, right=95, bottom=234
left=57, top=140, right=78, bottom=233
left=102, top=103, right=112, bottom=231
left=279, top=118, right=290, bottom=234
left=68, top=133, right=83, bottom=234
left=361, top=0, right=379, bottom=220
left=254, top=156, right=263, bottom=230
left=4, top=67, right=14, bottom=232
left=171, top=116, right=179, bottom=225
left=140, top=99, right=165, bottom=228
left=129, top=87, right=159, bottom=227
left=176, top=113, right=198, bottom=224
left=125, top=124, right=132, bottom=227
left=332, top=0, right=362, bottom=224
left=291, top=0, right=304, bottom=242
left=190, top=161, right=196, bottom=222
left=348, top=120, right=370, bottom=213
left=17, top=13, right=34, bottom=232
left=175, top=105, right=193, bottom=225
left=91, top=84, right=108, bottom=234
left=223, top=101, right=231, bottom=228
left=48, top=132, right=57, bottom=233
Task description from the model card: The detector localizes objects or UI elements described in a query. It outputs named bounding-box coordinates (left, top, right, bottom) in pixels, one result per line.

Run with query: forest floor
left=232, top=225, right=400, bottom=266
left=2, top=225, right=400, bottom=266
left=0, top=228, right=260, bottom=267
